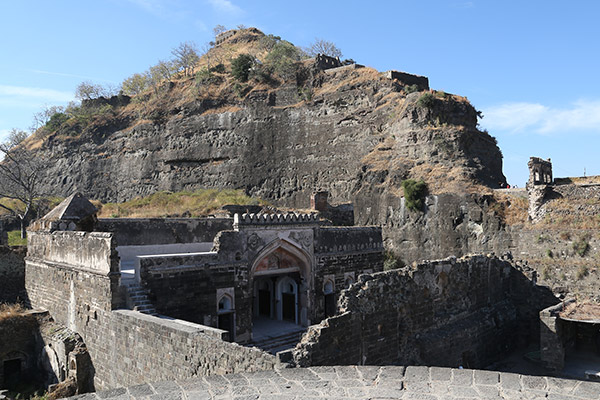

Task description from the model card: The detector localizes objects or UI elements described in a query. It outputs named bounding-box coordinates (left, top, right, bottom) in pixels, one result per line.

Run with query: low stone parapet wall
left=66, top=365, right=600, bottom=399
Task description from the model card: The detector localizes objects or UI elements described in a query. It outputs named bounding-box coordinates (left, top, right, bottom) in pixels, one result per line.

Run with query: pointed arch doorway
left=251, top=239, right=311, bottom=328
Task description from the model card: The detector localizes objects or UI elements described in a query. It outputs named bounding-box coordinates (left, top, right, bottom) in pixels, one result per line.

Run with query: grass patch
left=573, top=234, right=591, bottom=257
left=0, top=303, right=26, bottom=322
left=97, top=189, right=265, bottom=218
left=7, top=230, right=27, bottom=246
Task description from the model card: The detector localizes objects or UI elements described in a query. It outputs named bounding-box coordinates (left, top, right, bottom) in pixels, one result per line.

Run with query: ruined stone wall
left=290, top=255, right=557, bottom=369
left=313, top=227, right=384, bottom=318
left=96, top=218, right=232, bottom=246
left=0, top=310, right=92, bottom=394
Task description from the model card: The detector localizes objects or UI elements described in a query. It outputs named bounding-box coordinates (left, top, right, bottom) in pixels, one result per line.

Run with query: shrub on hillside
left=417, top=92, right=436, bottom=109
left=231, top=54, right=255, bottom=82
left=402, top=179, right=428, bottom=211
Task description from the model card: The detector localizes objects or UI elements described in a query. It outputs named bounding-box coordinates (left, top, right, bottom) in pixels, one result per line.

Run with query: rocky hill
left=18, top=28, right=513, bottom=267
left=32, top=28, right=503, bottom=207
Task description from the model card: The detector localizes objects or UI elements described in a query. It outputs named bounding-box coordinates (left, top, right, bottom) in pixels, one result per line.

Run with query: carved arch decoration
left=250, top=238, right=312, bottom=279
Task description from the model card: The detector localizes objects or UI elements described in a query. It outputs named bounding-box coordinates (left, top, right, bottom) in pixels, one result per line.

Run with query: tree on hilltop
left=0, top=129, right=48, bottom=238
left=171, top=41, right=199, bottom=77
left=75, top=81, right=115, bottom=101
left=213, top=24, right=227, bottom=37
left=305, top=38, right=343, bottom=58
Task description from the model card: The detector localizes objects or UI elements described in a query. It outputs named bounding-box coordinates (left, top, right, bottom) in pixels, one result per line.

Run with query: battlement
left=234, top=212, right=319, bottom=226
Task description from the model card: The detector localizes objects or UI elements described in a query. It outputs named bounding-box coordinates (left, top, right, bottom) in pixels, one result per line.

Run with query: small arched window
left=218, top=295, right=233, bottom=312
left=324, top=280, right=334, bottom=295
left=344, top=276, right=354, bottom=289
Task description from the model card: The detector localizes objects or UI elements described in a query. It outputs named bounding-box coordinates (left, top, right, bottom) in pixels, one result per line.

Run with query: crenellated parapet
left=234, top=212, right=320, bottom=228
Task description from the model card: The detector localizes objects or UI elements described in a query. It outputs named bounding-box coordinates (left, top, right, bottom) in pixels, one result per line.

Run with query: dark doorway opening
left=324, top=293, right=336, bottom=317
left=258, top=289, right=271, bottom=317
left=282, top=293, right=295, bottom=321
left=3, top=358, right=22, bottom=386
left=218, top=313, right=234, bottom=342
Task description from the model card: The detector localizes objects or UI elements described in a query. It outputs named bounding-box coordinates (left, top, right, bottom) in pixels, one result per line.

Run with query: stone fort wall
left=25, top=230, right=276, bottom=390
left=288, top=255, right=558, bottom=369
left=96, top=218, right=232, bottom=246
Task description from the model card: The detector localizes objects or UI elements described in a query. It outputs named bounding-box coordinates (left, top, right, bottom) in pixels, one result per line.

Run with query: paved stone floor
left=68, top=366, right=600, bottom=400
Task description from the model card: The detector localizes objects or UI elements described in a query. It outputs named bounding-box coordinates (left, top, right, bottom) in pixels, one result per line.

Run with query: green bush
left=45, top=112, right=70, bottom=132
left=404, top=84, right=420, bottom=94
left=402, top=179, right=428, bottom=211
left=7, top=230, right=27, bottom=246
left=546, top=249, right=553, bottom=258
left=209, top=63, right=226, bottom=73
left=231, top=54, right=255, bottom=82
left=417, top=92, right=436, bottom=109
left=383, top=251, right=401, bottom=271
left=264, top=41, right=300, bottom=78
left=576, top=265, right=589, bottom=280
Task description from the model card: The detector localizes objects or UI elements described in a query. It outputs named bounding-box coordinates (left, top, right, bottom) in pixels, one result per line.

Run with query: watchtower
left=528, top=157, right=553, bottom=186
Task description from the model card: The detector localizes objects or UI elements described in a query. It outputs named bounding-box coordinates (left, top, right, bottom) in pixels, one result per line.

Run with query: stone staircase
left=249, top=328, right=306, bottom=355
left=125, top=282, right=158, bottom=316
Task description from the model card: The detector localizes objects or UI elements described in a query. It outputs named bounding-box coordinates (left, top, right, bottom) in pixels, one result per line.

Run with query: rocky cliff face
left=38, top=67, right=503, bottom=207
left=30, top=31, right=506, bottom=264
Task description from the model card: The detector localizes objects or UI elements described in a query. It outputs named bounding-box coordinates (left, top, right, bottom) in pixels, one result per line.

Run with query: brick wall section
left=0, top=246, right=25, bottom=303
left=539, top=302, right=568, bottom=372
left=290, top=255, right=557, bottom=369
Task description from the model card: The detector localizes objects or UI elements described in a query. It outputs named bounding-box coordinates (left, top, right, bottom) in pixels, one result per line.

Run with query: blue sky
left=1, top=0, right=598, bottom=186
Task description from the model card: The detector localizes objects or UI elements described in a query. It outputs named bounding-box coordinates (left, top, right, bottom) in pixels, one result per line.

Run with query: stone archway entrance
left=251, top=240, right=311, bottom=328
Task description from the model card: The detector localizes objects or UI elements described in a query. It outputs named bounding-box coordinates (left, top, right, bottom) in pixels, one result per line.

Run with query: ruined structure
left=0, top=310, right=92, bottom=395
left=540, top=301, right=600, bottom=377
left=286, top=255, right=556, bottom=369
left=314, top=54, right=342, bottom=70
left=24, top=194, right=383, bottom=389
left=215, top=29, right=237, bottom=45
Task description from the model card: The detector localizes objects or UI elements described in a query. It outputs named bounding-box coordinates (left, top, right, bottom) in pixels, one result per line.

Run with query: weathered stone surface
left=65, top=366, right=600, bottom=400
left=290, top=255, right=558, bottom=369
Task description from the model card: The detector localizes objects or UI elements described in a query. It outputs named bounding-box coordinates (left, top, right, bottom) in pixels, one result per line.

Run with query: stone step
left=250, top=330, right=305, bottom=354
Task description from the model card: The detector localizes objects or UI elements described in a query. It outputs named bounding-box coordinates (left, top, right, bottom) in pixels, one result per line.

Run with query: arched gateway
left=251, top=239, right=311, bottom=327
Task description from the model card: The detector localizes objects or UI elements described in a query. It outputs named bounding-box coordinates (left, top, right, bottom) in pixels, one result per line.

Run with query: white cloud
left=481, top=100, right=600, bottom=135
left=207, top=0, right=243, bottom=15
left=0, top=85, right=73, bottom=103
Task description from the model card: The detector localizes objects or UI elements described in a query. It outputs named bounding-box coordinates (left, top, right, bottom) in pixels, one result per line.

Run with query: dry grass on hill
left=0, top=303, right=26, bottom=323
left=96, top=189, right=265, bottom=218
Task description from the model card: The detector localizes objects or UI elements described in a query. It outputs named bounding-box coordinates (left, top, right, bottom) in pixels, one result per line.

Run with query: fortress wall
left=96, top=218, right=233, bottom=246
left=25, top=230, right=272, bottom=390
left=290, top=255, right=557, bottom=369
